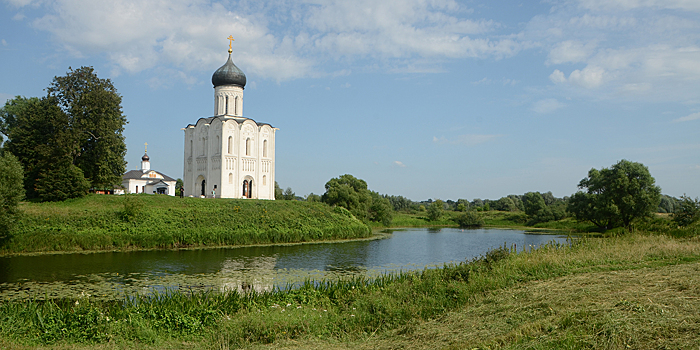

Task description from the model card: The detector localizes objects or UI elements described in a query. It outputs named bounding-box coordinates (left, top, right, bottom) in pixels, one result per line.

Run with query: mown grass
left=1, top=223, right=699, bottom=349
left=1, top=194, right=371, bottom=255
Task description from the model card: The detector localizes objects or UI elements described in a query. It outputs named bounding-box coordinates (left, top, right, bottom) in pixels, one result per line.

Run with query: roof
left=122, top=169, right=176, bottom=182
left=184, top=115, right=276, bottom=130
left=212, top=53, right=246, bottom=88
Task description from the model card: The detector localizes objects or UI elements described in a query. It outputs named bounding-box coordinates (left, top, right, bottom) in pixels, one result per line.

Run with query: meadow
left=1, top=221, right=699, bottom=349
left=0, top=194, right=371, bottom=255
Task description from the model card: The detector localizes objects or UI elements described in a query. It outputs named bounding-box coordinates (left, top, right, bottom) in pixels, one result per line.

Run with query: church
left=122, top=149, right=177, bottom=195
left=182, top=38, right=277, bottom=199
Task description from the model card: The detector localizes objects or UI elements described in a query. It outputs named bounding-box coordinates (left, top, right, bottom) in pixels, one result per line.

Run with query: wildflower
left=286, top=303, right=291, bottom=307
left=297, top=306, right=302, bottom=309
left=75, top=300, right=79, bottom=306
left=351, top=315, right=355, bottom=317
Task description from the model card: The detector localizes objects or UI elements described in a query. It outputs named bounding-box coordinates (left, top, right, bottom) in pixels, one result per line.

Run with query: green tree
left=306, top=193, right=321, bottom=202
left=322, top=174, right=372, bottom=221
left=34, top=158, right=90, bottom=202
left=523, top=191, right=556, bottom=224
left=1, top=96, right=78, bottom=199
left=47, top=66, right=127, bottom=190
left=568, top=160, right=661, bottom=229
left=673, top=195, right=700, bottom=227
left=274, top=181, right=283, bottom=200
left=454, top=210, right=484, bottom=228
left=175, top=179, right=184, bottom=196
left=283, top=187, right=296, bottom=200
left=427, top=199, right=444, bottom=221
left=0, top=148, right=24, bottom=236
left=368, top=191, right=393, bottom=226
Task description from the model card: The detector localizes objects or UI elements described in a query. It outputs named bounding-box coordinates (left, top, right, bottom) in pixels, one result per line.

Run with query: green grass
left=1, top=194, right=371, bottom=255
left=1, top=223, right=700, bottom=349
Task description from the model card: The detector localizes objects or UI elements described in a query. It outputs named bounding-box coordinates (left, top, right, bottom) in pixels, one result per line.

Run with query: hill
left=1, top=194, right=371, bottom=255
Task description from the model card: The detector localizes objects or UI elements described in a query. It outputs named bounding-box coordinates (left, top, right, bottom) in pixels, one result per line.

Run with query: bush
left=427, top=200, right=444, bottom=221
left=673, top=195, right=700, bottom=227
left=454, top=211, right=484, bottom=228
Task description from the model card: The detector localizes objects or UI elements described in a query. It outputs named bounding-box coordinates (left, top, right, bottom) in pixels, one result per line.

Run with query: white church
left=182, top=39, right=277, bottom=199
left=122, top=150, right=177, bottom=195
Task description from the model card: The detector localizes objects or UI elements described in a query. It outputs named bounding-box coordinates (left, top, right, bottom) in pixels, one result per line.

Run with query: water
left=0, top=228, right=569, bottom=300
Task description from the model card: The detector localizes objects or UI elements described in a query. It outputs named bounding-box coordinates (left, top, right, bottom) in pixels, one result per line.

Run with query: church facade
left=182, top=44, right=277, bottom=199
left=122, top=152, right=177, bottom=195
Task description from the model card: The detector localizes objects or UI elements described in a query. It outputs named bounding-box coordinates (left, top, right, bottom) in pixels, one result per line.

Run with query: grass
left=1, top=194, right=371, bottom=255
left=1, top=223, right=700, bottom=349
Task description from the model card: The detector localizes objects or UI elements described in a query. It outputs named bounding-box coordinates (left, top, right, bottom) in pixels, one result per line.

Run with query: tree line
left=275, top=160, right=699, bottom=230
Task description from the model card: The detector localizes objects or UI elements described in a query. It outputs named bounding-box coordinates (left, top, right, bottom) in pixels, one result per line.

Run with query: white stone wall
left=183, top=116, right=276, bottom=199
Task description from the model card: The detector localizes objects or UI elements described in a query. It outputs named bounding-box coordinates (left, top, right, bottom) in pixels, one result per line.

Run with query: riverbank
left=0, top=195, right=371, bottom=256
left=1, top=227, right=699, bottom=349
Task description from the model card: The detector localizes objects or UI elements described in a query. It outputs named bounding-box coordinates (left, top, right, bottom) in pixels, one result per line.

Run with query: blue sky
left=1, top=0, right=699, bottom=201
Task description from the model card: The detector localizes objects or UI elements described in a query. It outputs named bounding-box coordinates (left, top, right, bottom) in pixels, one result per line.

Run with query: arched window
left=234, top=96, right=238, bottom=115
left=190, top=140, right=193, bottom=157
left=225, top=95, right=229, bottom=115
left=263, top=140, right=268, bottom=157
left=229, top=173, right=233, bottom=184
left=228, top=136, right=233, bottom=154
left=245, top=138, right=251, bottom=156
left=263, top=175, right=267, bottom=186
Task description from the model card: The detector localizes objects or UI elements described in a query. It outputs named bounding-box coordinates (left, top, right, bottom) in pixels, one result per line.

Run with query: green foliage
left=322, top=174, right=372, bottom=221
left=175, top=179, right=184, bottom=195
left=673, top=195, right=700, bottom=227
left=0, top=67, right=127, bottom=201
left=368, top=191, right=393, bottom=226
left=1, top=195, right=371, bottom=254
left=47, top=66, right=127, bottom=190
left=34, top=159, right=90, bottom=202
left=283, top=187, right=296, bottom=200
left=0, top=150, right=24, bottom=235
left=427, top=200, right=444, bottom=221
left=493, top=196, right=518, bottom=212
left=274, top=181, right=283, bottom=200
left=385, top=194, right=414, bottom=212
left=454, top=210, right=484, bottom=228
left=568, top=160, right=662, bottom=230
left=306, top=193, right=321, bottom=202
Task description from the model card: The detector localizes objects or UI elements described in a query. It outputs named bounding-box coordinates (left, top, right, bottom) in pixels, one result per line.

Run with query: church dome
left=142, top=153, right=150, bottom=161
left=212, top=54, right=246, bottom=88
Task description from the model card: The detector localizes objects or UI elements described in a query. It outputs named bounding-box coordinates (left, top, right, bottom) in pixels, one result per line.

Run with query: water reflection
left=0, top=228, right=569, bottom=300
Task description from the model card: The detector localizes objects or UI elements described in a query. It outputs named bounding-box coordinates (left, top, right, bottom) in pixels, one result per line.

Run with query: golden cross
left=227, top=35, right=234, bottom=51
left=144, top=142, right=148, bottom=153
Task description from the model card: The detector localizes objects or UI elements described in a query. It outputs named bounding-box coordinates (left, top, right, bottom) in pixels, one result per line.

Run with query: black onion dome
left=212, top=54, right=246, bottom=88
left=142, top=153, right=150, bottom=161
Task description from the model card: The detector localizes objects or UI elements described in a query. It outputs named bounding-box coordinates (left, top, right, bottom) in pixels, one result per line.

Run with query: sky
left=1, top=0, right=699, bottom=201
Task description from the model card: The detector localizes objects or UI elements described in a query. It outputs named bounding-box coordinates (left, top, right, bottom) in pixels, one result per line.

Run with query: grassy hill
left=1, top=194, right=371, bottom=255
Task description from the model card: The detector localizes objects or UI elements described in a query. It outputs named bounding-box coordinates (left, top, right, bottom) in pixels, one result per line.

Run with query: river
left=0, top=228, right=569, bottom=300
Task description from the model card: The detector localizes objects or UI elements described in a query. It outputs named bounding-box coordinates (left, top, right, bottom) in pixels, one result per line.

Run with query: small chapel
left=182, top=37, right=277, bottom=199
left=122, top=147, right=177, bottom=195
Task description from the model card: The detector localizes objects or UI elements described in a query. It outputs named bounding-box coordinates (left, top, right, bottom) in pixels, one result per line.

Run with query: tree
left=47, top=66, right=127, bottom=190
left=283, top=187, right=296, bottom=200
left=1, top=96, right=77, bottom=199
left=34, top=158, right=90, bottom=202
left=567, top=160, right=661, bottom=229
left=368, top=191, right=393, bottom=226
left=306, top=193, right=321, bottom=202
left=0, top=148, right=24, bottom=236
left=175, top=179, right=184, bottom=195
left=322, top=174, right=372, bottom=221
left=673, top=195, right=700, bottom=226
left=455, top=210, right=484, bottom=228
left=274, top=181, right=283, bottom=200
left=427, top=199, right=444, bottom=221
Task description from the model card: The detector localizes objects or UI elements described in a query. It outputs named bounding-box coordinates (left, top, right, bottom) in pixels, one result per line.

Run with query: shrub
left=454, top=211, right=484, bottom=228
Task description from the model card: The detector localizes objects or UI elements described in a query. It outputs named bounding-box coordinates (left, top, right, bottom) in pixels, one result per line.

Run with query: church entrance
left=242, top=180, right=253, bottom=199
left=201, top=179, right=206, bottom=197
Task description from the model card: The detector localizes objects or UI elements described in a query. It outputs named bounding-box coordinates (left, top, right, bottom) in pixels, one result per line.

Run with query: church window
left=229, top=173, right=233, bottom=184
left=245, top=138, right=251, bottom=156
left=216, top=136, right=220, bottom=154
left=263, top=140, right=268, bottom=157
left=228, top=136, right=233, bottom=154
left=235, top=96, right=239, bottom=115
left=190, top=140, right=193, bottom=157
left=225, top=96, right=229, bottom=115
left=263, top=175, right=267, bottom=186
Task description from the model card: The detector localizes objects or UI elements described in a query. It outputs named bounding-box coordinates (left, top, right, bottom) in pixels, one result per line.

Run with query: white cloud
left=673, top=112, right=700, bottom=123
left=10, top=0, right=522, bottom=83
left=532, top=98, right=565, bottom=114
left=547, top=40, right=596, bottom=65
left=394, top=161, right=406, bottom=167
left=577, top=0, right=700, bottom=12
left=433, top=134, right=501, bottom=146
left=568, top=66, right=605, bottom=88
left=1, top=39, right=6, bottom=46
left=549, top=69, right=566, bottom=84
